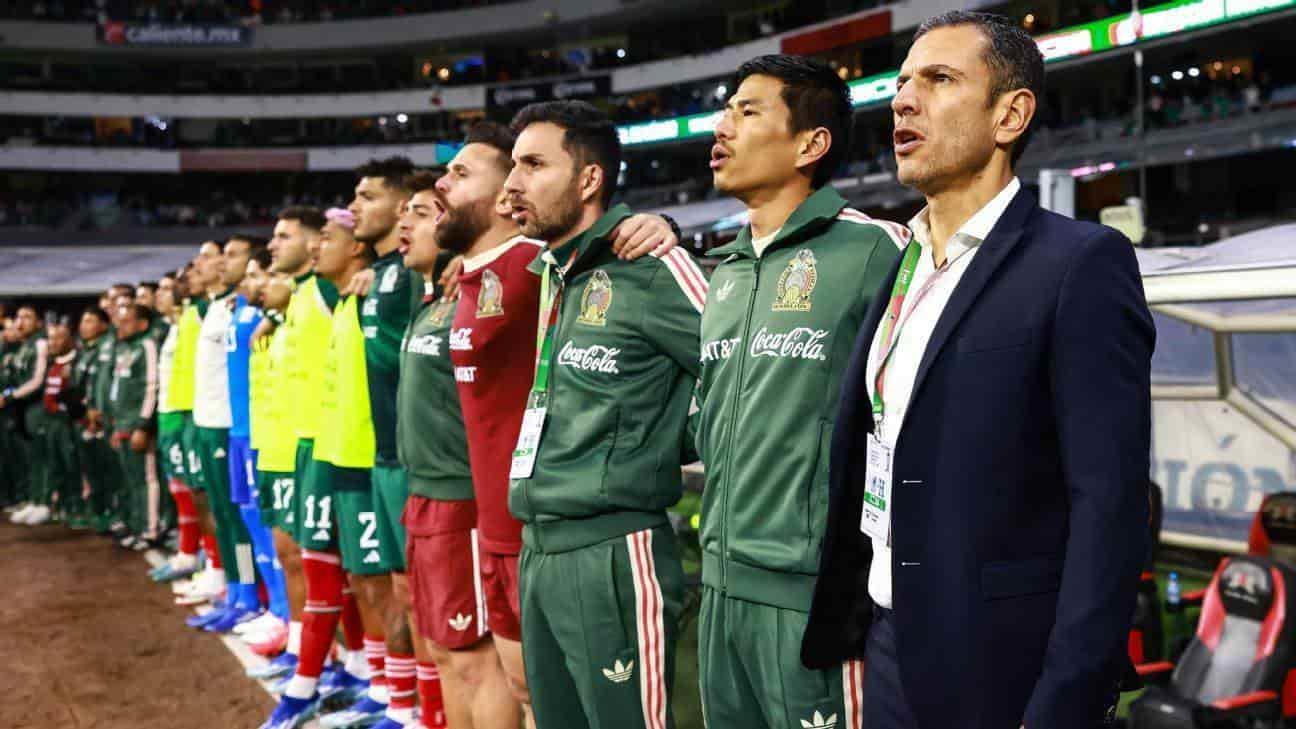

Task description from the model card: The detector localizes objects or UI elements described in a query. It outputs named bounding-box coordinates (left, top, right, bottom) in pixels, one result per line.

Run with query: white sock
left=287, top=620, right=302, bottom=656
left=284, top=674, right=318, bottom=700
left=385, top=706, right=414, bottom=725
left=345, top=648, right=370, bottom=680
left=368, top=683, right=390, bottom=704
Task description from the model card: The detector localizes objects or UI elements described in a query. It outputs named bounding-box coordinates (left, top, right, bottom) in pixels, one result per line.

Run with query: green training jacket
left=362, top=249, right=423, bottom=468
left=509, top=204, right=708, bottom=553
left=106, top=329, right=159, bottom=434
left=90, top=328, right=117, bottom=412
left=696, top=186, right=905, bottom=612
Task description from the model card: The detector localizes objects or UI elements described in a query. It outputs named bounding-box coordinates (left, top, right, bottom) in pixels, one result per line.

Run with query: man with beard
left=434, top=120, right=682, bottom=729
left=397, top=169, right=503, bottom=729
left=502, top=101, right=706, bottom=729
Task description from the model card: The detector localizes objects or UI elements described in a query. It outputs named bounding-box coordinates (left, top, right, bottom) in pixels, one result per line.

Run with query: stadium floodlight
left=1172, top=70, right=1185, bottom=80
left=1188, top=66, right=1201, bottom=77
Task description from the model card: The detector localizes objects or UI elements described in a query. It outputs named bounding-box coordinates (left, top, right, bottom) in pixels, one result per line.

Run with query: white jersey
left=157, top=320, right=178, bottom=415
left=193, top=291, right=234, bottom=428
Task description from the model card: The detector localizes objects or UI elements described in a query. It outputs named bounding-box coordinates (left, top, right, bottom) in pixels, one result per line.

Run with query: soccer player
left=3, top=305, right=50, bottom=525
left=40, top=319, right=84, bottom=525
left=83, top=299, right=125, bottom=535
left=186, top=238, right=261, bottom=630
left=503, top=100, right=707, bottom=729
left=695, top=55, right=906, bottom=729
left=261, top=207, right=370, bottom=729
left=397, top=170, right=494, bottom=729
left=346, top=156, right=423, bottom=729
left=229, top=244, right=293, bottom=644
left=137, top=281, right=170, bottom=346
left=149, top=273, right=203, bottom=583
left=105, top=302, right=159, bottom=549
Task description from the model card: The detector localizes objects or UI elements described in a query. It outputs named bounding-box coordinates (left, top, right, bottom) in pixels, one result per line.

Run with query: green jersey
left=397, top=284, right=472, bottom=501
left=362, top=250, right=421, bottom=467
left=90, top=328, right=117, bottom=412
left=106, top=329, right=159, bottom=434
left=5, top=334, right=48, bottom=404
left=696, top=186, right=905, bottom=612
left=508, top=204, right=707, bottom=553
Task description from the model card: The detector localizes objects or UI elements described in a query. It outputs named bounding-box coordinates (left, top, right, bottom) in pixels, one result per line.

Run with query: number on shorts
left=273, top=478, right=294, bottom=511
left=188, top=451, right=202, bottom=474
left=170, top=444, right=183, bottom=468
left=358, top=512, right=379, bottom=549
left=303, top=494, right=332, bottom=530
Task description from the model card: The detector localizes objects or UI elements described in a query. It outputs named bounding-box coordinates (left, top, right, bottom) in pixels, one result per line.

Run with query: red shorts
left=403, top=496, right=488, bottom=650
left=480, top=551, right=522, bottom=642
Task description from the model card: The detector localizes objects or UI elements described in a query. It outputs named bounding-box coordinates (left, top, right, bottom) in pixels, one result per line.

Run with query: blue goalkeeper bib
left=225, top=294, right=263, bottom=440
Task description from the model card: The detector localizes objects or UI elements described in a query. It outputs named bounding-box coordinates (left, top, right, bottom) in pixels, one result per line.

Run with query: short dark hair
left=511, top=101, right=621, bottom=208
left=914, top=11, right=1045, bottom=165
left=355, top=156, right=416, bottom=191
left=735, top=54, right=854, bottom=189
left=464, top=121, right=517, bottom=175
left=278, top=205, right=327, bottom=233
left=111, top=282, right=133, bottom=293
left=250, top=246, right=273, bottom=270
left=136, top=281, right=158, bottom=293
left=82, top=306, right=111, bottom=326
left=405, top=169, right=442, bottom=194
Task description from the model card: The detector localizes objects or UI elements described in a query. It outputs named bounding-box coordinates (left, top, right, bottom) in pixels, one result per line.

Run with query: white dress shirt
left=865, top=177, right=1021, bottom=609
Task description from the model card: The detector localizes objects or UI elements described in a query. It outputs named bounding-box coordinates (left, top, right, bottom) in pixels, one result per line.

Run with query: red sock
left=417, top=662, right=446, bottom=728
left=341, top=589, right=364, bottom=651
left=169, top=479, right=199, bottom=556
left=202, top=533, right=222, bottom=569
left=298, top=550, right=344, bottom=681
left=364, top=635, right=388, bottom=695
left=386, top=652, right=417, bottom=715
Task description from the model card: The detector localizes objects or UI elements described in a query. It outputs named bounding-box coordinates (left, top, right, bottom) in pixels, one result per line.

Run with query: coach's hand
left=610, top=214, right=679, bottom=260
left=438, top=255, right=464, bottom=300
left=129, top=429, right=149, bottom=453
left=343, top=268, right=376, bottom=297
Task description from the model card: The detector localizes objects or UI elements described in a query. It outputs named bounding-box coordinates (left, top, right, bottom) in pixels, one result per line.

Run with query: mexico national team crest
left=476, top=269, right=504, bottom=318
left=772, top=249, right=818, bottom=312
left=429, top=297, right=455, bottom=327
left=577, top=270, right=613, bottom=327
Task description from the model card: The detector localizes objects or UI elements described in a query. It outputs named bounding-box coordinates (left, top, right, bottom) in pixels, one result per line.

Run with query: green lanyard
left=869, top=241, right=923, bottom=424
left=529, top=250, right=571, bottom=400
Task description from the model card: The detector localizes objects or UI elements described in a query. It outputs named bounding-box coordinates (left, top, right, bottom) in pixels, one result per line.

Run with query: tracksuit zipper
left=719, top=257, right=760, bottom=590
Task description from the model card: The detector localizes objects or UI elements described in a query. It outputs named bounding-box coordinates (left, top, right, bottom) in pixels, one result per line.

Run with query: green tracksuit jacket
left=106, top=330, right=159, bottom=434
left=363, top=250, right=423, bottom=468
left=696, top=186, right=905, bottom=611
left=509, top=204, right=708, bottom=553
left=90, top=329, right=116, bottom=413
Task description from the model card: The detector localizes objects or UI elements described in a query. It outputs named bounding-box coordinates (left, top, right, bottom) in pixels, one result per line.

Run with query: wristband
left=660, top=214, right=683, bottom=244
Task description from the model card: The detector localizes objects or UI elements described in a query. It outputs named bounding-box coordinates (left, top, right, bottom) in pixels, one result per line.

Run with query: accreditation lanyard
left=510, top=249, right=575, bottom=480
left=869, top=240, right=974, bottom=427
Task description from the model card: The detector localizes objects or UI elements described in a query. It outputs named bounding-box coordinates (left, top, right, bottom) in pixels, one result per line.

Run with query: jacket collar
left=527, top=204, right=634, bottom=278
left=709, top=186, right=849, bottom=260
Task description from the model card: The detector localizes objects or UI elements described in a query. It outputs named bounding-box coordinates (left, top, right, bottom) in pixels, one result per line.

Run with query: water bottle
left=1167, top=571, right=1181, bottom=607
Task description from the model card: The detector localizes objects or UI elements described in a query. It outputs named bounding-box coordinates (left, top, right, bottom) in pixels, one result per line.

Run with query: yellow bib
left=315, top=295, right=376, bottom=468
left=256, top=327, right=299, bottom=472
left=166, top=305, right=201, bottom=412
left=285, top=276, right=334, bottom=440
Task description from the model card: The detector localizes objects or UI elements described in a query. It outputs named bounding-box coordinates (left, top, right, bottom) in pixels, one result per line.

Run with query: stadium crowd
left=0, top=13, right=1151, bottom=728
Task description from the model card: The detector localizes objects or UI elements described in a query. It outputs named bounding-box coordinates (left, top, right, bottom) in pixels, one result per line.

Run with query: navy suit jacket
left=801, top=189, right=1155, bottom=729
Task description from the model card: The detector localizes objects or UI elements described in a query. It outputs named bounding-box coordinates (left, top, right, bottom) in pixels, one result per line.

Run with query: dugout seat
left=1173, top=492, right=1296, bottom=618
left=1128, top=556, right=1296, bottom=728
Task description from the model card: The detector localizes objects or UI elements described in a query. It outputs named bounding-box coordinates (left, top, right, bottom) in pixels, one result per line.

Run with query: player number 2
left=358, top=512, right=379, bottom=549
left=304, top=494, right=332, bottom=530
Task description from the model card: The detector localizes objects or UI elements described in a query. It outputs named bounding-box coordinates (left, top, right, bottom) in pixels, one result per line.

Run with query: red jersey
left=43, top=352, right=75, bottom=414
left=451, top=236, right=543, bottom=555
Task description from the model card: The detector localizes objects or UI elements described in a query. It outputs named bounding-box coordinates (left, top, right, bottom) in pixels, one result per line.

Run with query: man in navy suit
left=801, top=11, right=1155, bottom=729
